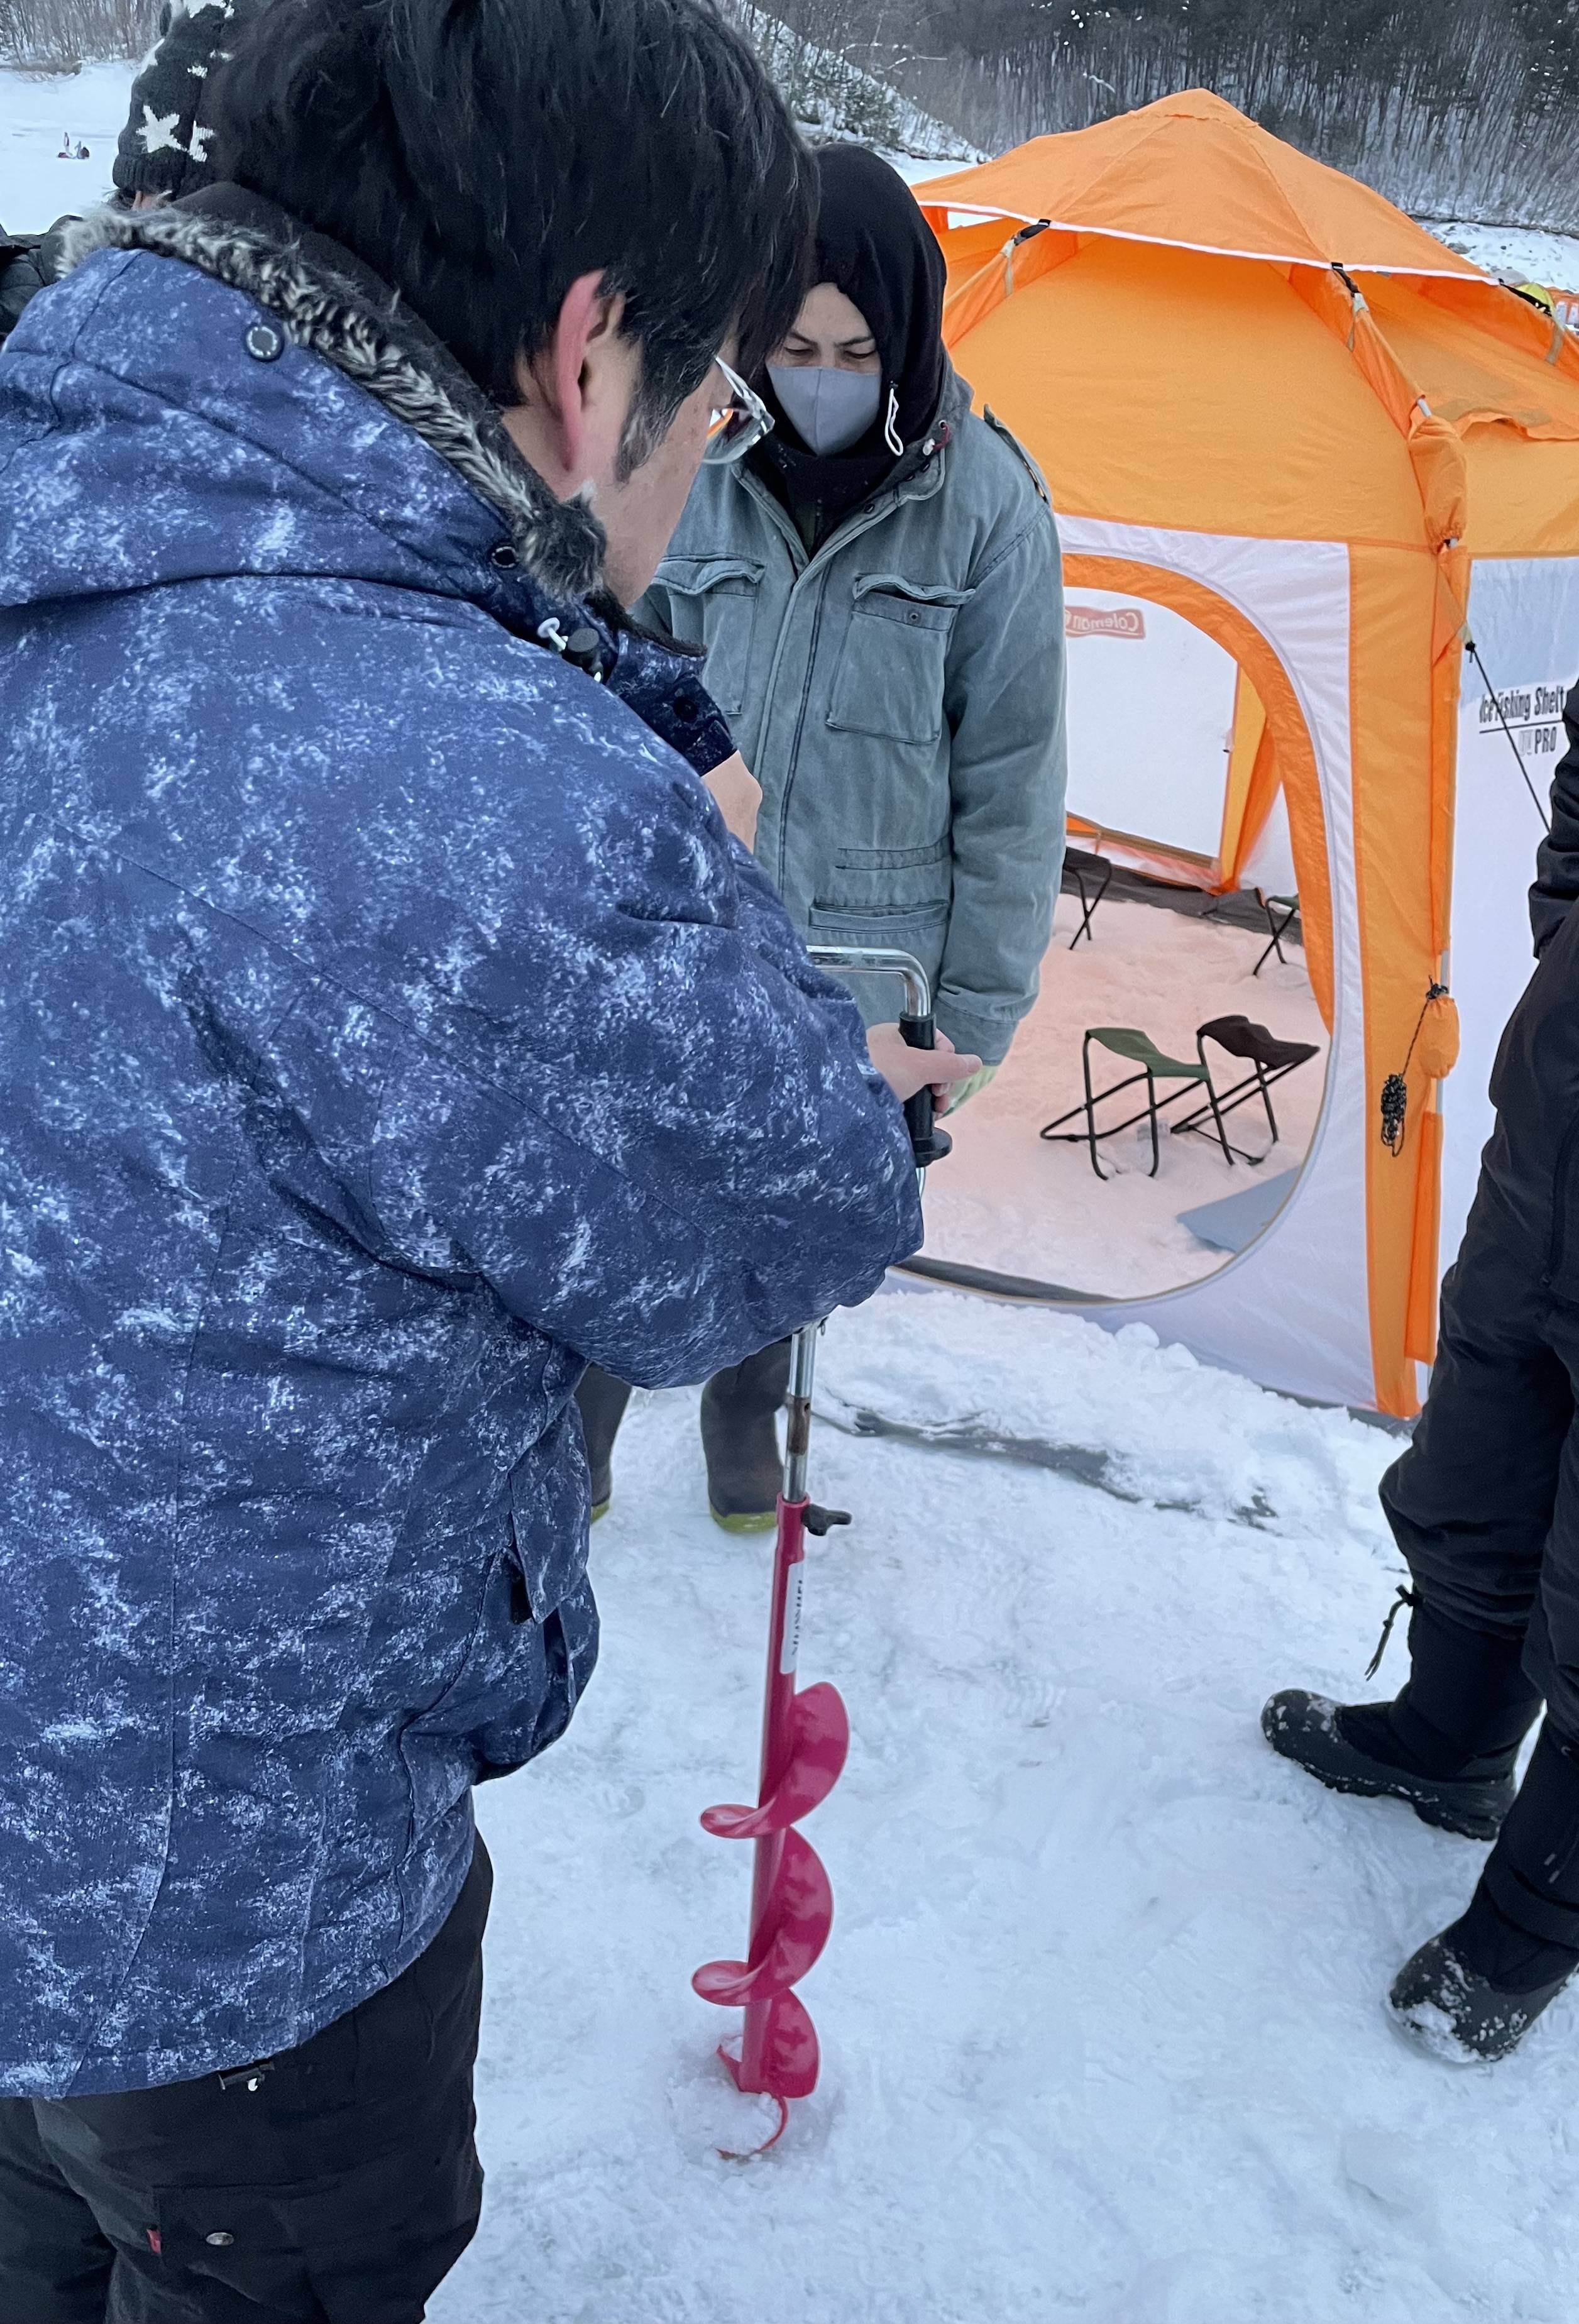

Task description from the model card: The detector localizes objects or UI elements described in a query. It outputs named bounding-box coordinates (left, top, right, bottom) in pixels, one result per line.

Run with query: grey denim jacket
left=639, top=369, right=1067, bottom=1063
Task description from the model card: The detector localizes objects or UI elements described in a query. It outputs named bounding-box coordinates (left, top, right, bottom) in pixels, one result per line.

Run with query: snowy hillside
left=4, top=62, right=1578, bottom=293
left=722, top=3, right=978, bottom=163
left=427, top=1289, right=1579, bottom=2324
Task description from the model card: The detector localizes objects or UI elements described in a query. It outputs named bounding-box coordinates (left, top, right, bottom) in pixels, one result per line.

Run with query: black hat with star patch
left=114, top=1, right=238, bottom=202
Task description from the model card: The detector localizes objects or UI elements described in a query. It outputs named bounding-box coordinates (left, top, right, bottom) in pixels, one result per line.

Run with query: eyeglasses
left=703, top=356, right=773, bottom=465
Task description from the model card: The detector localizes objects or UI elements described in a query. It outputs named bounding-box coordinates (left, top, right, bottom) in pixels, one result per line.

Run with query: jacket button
left=490, top=542, right=519, bottom=569
left=672, top=691, right=699, bottom=720
left=244, top=322, right=283, bottom=362
left=205, top=2230, right=234, bottom=2247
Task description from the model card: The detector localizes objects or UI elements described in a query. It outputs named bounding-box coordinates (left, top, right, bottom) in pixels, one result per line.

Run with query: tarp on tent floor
left=915, top=91, right=1579, bottom=1418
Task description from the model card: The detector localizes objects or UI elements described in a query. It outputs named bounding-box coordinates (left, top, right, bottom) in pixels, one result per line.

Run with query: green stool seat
left=1042, top=1026, right=1231, bottom=1180
left=1087, top=1028, right=1211, bottom=1082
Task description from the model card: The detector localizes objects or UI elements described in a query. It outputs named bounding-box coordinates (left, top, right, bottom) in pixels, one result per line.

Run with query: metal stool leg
left=1252, top=899, right=1295, bottom=978
left=1082, top=1033, right=1106, bottom=1181
left=1070, top=871, right=1091, bottom=949
left=1257, top=1061, right=1280, bottom=1143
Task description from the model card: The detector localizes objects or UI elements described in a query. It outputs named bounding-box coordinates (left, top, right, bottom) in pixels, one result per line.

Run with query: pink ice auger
left=693, top=947, right=950, bottom=2155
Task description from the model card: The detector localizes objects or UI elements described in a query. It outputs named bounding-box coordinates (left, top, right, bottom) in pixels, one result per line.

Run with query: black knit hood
left=114, top=0, right=241, bottom=202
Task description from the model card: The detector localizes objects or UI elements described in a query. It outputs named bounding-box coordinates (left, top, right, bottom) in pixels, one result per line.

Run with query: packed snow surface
left=1429, top=219, right=1579, bottom=289
left=0, top=62, right=128, bottom=232
left=923, top=891, right=1327, bottom=1297
left=432, top=1288, right=1576, bottom=2324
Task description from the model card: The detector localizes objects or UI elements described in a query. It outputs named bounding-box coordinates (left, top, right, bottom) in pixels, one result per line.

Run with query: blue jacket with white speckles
left=0, top=189, right=922, bottom=2097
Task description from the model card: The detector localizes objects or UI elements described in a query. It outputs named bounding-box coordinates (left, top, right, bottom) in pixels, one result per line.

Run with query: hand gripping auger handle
left=803, top=943, right=953, bottom=1169
left=691, top=948, right=944, bottom=2157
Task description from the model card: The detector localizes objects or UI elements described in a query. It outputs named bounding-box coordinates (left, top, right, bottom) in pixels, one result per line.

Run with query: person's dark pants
left=0, top=1838, right=492, bottom=2324
left=1380, top=907, right=1579, bottom=1750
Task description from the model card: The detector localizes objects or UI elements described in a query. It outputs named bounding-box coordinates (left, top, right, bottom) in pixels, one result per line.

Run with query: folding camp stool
left=1062, top=846, right=1114, bottom=949
left=1171, top=1014, right=1319, bottom=1165
left=1041, top=1027, right=1233, bottom=1180
left=1252, top=891, right=1300, bottom=976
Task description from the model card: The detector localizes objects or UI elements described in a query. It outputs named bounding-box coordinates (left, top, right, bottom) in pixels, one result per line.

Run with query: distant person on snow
left=578, top=144, right=1067, bottom=1532
left=1265, top=678, right=1579, bottom=2062
left=1, top=1, right=238, bottom=348
left=0, top=0, right=934, bottom=2314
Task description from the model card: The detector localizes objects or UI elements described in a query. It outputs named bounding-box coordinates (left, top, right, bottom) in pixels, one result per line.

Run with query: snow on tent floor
left=920, top=890, right=1328, bottom=1298
left=435, top=1290, right=1578, bottom=2324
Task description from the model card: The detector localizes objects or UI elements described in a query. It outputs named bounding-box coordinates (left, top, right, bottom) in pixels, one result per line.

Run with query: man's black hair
left=212, top=0, right=814, bottom=452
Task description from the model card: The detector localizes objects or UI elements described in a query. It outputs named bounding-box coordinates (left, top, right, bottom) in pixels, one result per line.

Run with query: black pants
left=1382, top=904, right=1579, bottom=1736
left=0, top=1839, right=492, bottom=2324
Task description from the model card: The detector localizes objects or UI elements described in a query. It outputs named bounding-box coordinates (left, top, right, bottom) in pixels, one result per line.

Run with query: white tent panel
left=1239, top=785, right=1297, bottom=898
left=1063, top=587, right=1238, bottom=855
left=1440, top=559, right=1579, bottom=1284
left=1057, top=519, right=1369, bottom=1406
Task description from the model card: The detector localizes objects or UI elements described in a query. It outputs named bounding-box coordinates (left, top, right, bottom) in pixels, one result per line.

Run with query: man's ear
left=515, top=272, right=627, bottom=488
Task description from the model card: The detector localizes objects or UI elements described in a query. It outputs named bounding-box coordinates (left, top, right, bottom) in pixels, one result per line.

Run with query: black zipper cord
left=1365, top=1584, right=1422, bottom=1680
left=1381, top=981, right=1450, bottom=1155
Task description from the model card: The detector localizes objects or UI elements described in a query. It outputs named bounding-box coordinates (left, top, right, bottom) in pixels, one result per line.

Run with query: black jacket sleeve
left=0, top=218, right=79, bottom=351
left=1531, top=681, right=1579, bottom=957
left=0, top=241, right=48, bottom=349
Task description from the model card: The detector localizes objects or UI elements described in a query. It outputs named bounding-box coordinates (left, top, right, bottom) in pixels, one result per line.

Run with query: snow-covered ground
left=429, top=1287, right=1579, bottom=2324
left=0, top=61, right=128, bottom=232
left=926, top=891, right=1327, bottom=1297
left=1428, top=219, right=1579, bottom=290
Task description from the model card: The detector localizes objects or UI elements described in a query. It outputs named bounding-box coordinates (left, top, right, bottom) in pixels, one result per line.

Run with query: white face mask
left=768, top=364, right=883, bottom=457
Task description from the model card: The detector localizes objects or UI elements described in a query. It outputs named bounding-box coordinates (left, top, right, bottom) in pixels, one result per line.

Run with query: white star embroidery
left=138, top=104, right=183, bottom=155
left=187, top=122, right=214, bottom=161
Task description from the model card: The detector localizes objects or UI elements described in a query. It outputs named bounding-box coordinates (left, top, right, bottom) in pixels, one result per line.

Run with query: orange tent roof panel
left=918, top=89, right=1487, bottom=278
left=956, top=237, right=1423, bottom=543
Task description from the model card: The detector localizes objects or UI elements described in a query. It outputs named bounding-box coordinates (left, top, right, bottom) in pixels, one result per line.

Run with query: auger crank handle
left=802, top=944, right=955, bottom=1170
left=899, top=1010, right=952, bottom=1167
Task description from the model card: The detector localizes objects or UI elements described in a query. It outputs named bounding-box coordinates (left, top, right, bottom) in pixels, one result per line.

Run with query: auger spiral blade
left=699, top=1683, right=849, bottom=1839
left=691, top=1826, right=835, bottom=2007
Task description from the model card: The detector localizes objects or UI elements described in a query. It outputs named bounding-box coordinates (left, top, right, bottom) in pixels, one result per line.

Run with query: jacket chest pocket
left=649, top=553, right=764, bottom=719
left=826, top=576, right=967, bottom=747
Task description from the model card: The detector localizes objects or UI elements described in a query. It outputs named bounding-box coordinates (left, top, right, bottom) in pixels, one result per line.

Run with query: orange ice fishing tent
left=917, top=91, right=1579, bottom=1418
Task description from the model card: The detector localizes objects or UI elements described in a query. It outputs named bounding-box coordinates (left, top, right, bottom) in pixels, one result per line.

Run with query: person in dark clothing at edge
left=0, top=0, right=236, bottom=344
left=1263, top=680, right=1579, bottom=2063
left=0, top=0, right=935, bottom=2313
left=577, top=145, right=1064, bottom=1533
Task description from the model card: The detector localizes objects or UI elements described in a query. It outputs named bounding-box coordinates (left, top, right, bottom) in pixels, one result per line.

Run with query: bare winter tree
left=0, top=0, right=156, bottom=63
left=754, top=0, right=1579, bottom=232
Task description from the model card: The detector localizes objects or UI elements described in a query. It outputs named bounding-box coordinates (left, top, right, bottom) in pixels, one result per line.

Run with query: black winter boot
left=574, top=1366, right=634, bottom=1522
left=1391, top=1722, right=1579, bottom=2060
left=1262, top=1597, right=1539, bottom=1841
left=700, top=1339, right=792, bottom=1532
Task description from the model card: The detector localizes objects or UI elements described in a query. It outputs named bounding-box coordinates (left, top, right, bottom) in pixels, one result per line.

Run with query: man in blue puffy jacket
left=0, top=2, right=930, bottom=2312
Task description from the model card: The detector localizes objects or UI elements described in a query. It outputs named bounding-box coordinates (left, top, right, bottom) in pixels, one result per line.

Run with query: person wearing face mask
left=575, top=143, right=1065, bottom=1534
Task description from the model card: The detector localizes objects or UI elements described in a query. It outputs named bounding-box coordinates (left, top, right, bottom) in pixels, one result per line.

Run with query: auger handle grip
left=900, top=1011, right=952, bottom=1166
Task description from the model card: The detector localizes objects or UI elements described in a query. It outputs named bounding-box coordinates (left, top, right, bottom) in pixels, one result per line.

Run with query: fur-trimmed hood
left=6, top=184, right=606, bottom=616
left=60, top=189, right=607, bottom=600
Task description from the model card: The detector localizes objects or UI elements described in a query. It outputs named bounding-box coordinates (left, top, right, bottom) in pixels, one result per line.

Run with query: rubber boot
left=1392, top=1721, right=1579, bottom=2060
left=700, top=1338, right=792, bottom=1532
left=574, top=1365, right=634, bottom=1523
left=1262, top=1597, right=1541, bottom=1841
